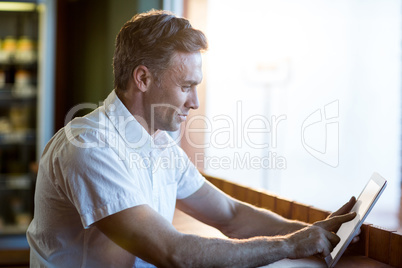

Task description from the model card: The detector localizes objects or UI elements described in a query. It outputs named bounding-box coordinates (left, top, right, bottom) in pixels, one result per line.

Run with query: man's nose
left=186, top=89, right=199, bottom=110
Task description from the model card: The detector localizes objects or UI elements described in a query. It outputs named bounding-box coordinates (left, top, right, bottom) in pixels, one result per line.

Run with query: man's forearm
left=279, top=219, right=309, bottom=234
left=177, top=182, right=309, bottom=239
left=95, top=203, right=300, bottom=267
left=95, top=202, right=350, bottom=267
left=166, top=212, right=357, bottom=268
left=219, top=202, right=309, bottom=239
left=169, top=233, right=289, bottom=268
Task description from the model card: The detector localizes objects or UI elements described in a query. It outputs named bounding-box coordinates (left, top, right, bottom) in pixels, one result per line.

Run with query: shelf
left=0, top=59, right=37, bottom=68
left=0, top=174, right=32, bottom=190
left=0, top=1, right=40, bottom=245
left=0, top=225, right=29, bottom=236
left=0, top=88, right=36, bottom=106
left=0, top=233, right=29, bottom=249
left=0, top=131, right=35, bottom=146
left=0, top=50, right=37, bottom=68
left=0, top=1, right=37, bottom=12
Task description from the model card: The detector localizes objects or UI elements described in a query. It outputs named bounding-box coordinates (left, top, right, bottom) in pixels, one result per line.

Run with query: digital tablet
left=325, top=172, right=387, bottom=268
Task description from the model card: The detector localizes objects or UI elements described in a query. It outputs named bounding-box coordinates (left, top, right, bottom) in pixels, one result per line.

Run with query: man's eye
left=182, top=86, right=191, bottom=91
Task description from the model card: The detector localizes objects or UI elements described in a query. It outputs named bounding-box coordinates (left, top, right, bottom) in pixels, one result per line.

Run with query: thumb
left=329, top=196, right=356, bottom=218
left=315, top=212, right=357, bottom=232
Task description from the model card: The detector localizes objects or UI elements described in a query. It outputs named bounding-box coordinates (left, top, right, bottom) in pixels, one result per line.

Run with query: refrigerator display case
left=0, top=0, right=55, bottom=235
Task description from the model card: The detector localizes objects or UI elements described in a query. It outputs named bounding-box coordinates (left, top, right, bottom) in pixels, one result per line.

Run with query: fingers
left=329, top=196, right=356, bottom=218
left=287, top=226, right=341, bottom=259
left=315, top=212, right=357, bottom=232
left=356, top=227, right=361, bottom=235
left=351, top=236, right=360, bottom=243
left=324, top=230, right=341, bottom=247
left=351, top=227, right=361, bottom=244
left=313, top=228, right=340, bottom=258
left=314, top=228, right=342, bottom=258
left=318, top=235, right=333, bottom=257
left=316, top=229, right=340, bottom=257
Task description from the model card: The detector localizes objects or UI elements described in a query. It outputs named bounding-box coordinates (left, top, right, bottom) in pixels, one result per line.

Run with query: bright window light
left=0, top=2, right=36, bottom=11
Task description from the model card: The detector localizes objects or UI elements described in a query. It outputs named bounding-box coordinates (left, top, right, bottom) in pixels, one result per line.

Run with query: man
left=27, top=10, right=357, bottom=267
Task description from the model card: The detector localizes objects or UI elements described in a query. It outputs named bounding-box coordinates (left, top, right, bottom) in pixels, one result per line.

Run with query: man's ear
left=132, top=65, right=152, bottom=92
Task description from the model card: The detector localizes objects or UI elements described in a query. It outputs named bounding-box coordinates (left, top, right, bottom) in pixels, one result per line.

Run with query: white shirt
left=26, top=90, right=205, bottom=268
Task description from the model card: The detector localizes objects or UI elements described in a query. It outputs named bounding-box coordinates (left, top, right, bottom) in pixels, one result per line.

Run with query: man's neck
left=115, top=89, right=155, bottom=135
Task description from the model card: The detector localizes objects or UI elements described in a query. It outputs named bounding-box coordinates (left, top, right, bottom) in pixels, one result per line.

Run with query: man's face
left=145, top=51, right=202, bottom=133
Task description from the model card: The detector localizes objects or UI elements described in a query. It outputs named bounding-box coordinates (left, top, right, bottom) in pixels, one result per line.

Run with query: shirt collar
left=103, top=90, right=171, bottom=156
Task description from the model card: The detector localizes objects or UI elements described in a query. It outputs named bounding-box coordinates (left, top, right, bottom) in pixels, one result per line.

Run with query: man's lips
left=178, top=114, right=188, bottom=121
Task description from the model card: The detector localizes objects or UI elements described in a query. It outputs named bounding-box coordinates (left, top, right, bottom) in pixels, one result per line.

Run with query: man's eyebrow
left=183, top=79, right=201, bottom=85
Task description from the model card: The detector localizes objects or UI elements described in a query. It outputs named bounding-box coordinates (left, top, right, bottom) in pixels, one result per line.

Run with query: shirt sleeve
left=174, top=145, right=206, bottom=199
left=53, top=130, right=148, bottom=228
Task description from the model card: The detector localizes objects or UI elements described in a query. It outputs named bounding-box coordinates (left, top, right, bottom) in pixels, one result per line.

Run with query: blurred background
left=0, top=0, right=400, bottom=238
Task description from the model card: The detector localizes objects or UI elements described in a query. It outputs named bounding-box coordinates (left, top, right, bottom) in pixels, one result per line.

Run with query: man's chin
left=158, top=122, right=181, bottom=133
left=168, top=124, right=181, bottom=132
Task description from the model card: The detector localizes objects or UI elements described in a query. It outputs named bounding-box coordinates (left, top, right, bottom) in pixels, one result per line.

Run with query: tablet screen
left=325, top=173, right=387, bottom=267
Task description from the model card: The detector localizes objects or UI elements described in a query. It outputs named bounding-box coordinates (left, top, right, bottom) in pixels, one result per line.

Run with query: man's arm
left=177, top=181, right=357, bottom=239
left=94, top=181, right=356, bottom=267
left=95, top=202, right=353, bottom=268
left=95, top=204, right=289, bottom=267
left=177, top=181, right=309, bottom=238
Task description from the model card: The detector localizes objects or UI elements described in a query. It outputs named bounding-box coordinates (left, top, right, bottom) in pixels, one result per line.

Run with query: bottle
left=0, top=68, right=5, bottom=89
left=14, top=69, right=34, bottom=97
left=16, top=36, right=36, bottom=63
left=2, top=36, right=17, bottom=62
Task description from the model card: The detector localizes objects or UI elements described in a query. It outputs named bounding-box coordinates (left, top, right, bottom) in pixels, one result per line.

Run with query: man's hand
left=329, top=196, right=356, bottom=219
left=327, top=196, right=361, bottom=243
left=314, top=212, right=357, bottom=232
left=285, top=212, right=356, bottom=259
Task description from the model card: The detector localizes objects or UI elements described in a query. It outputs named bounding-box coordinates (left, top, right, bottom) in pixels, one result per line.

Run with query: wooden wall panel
left=275, top=197, right=293, bottom=219
left=308, top=207, right=330, bottom=223
left=221, top=180, right=235, bottom=197
left=292, top=202, right=310, bottom=222
left=0, top=249, right=29, bottom=267
left=347, top=223, right=371, bottom=257
left=204, top=175, right=223, bottom=190
left=389, top=231, right=402, bottom=267
left=244, top=188, right=261, bottom=207
left=368, top=226, right=392, bottom=264
left=259, top=192, right=276, bottom=211
left=231, top=184, right=248, bottom=203
left=201, top=173, right=402, bottom=267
